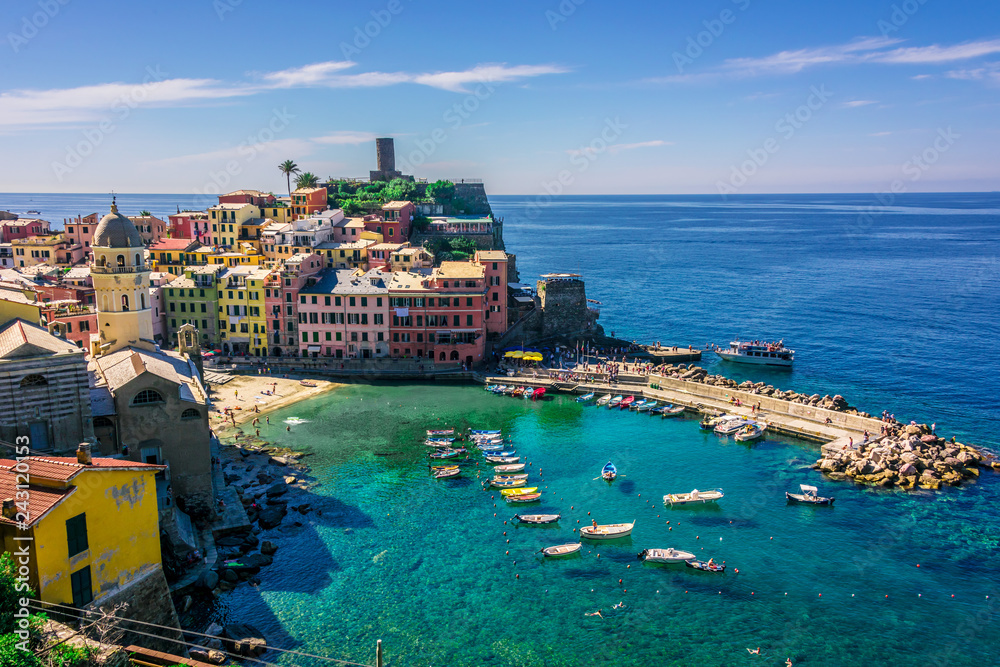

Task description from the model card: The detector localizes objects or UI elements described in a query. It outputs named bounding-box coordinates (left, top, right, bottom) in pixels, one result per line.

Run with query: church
left=87, top=201, right=213, bottom=516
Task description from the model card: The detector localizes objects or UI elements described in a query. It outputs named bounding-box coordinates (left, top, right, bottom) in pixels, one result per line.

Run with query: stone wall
left=537, top=279, right=591, bottom=338
left=410, top=232, right=496, bottom=251
left=453, top=183, right=492, bottom=215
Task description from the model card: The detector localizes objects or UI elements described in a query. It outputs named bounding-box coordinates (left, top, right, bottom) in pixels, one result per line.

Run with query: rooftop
left=300, top=268, right=388, bottom=295
left=150, top=238, right=198, bottom=251
left=383, top=201, right=413, bottom=210
left=93, top=346, right=205, bottom=403
left=476, top=250, right=507, bottom=260
left=223, top=189, right=272, bottom=197
left=208, top=203, right=257, bottom=210
left=0, top=319, right=80, bottom=360
left=436, top=262, right=485, bottom=280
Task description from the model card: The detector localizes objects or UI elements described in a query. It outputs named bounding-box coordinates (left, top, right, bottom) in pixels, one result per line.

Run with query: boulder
left=266, top=483, right=288, bottom=498
left=904, top=424, right=922, bottom=436
left=898, top=463, right=918, bottom=477
left=222, top=569, right=239, bottom=583
left=223, top=624, right=267, bottom=657
left=243, top=553, right=274, bottom=568
left=941, top=471, right=963, bottom=486
left=817, top=459, right=839, bottom=472
left=243, top=533, right=259, bottom=548
left=190, top=647, right=227, bottom=665
left=205, top=622, right=224, bottom=638
left=198, top=570, right=219, bottom=591
left=260, top=540, right=278, bottom=555
left=216, top=536, right=245, bottom=548
left=258, top=506, right=286, bottom=529
left=918, top=478, right=942, bottom=490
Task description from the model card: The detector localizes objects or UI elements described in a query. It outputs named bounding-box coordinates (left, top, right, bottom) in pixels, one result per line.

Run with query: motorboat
left=470, top=429, right=502, bottom=435
left=607, top=395, right=624, bottom=408
left=685, top=559, right=726, bottom=573
left=542, top=543, right=582, bottom=557
left=700, top=414, right=737, bottom=430
left=484, top=450, right=516, bottom=457
left=629, top=399, right=648, bottom=411
left=649, top=404, right=671, bottom=415
left=512, top=514, right=560, bottom=524
left=493, top=473, right=529, bottom=481
left=637, top=548, right=695, bottom=564
left=786, top=484, right=835, bottom=505
left=501, top=487, right=538, bottom=497
left=532, top=387, right=546, bottom=400
left=580, top=521, right=635, bottom=540
left=433, top=468, right=460, bottom=479
left=636, top=401, right=657, bottom=413
left=488, top=477, right=526, bottom=488
left=664, top=488, right=724, bottom=505
left=660, top=406, right=686, bottom=418
left=477, top=445, right=506, bottom=452
left=485, top=455, right=520, bottom=464
left=601, top=461, right=617, bottom=482
left=714, top=419, right=748, bottom=435
left=428, top=449, right=466, bottom=460
left=505, top=493, right=542, bottom=503
left=493, top=463, right=525, bottom=473
left=735, top=422, right=767, bottom=442
left=716, top=340, right=794, bottom=367
left=619, top=396, right=635, bottom=410
left=427, top=429, right=454, bottom=436
left=576, top=392, right=596, bottom=403
left=595, top=394, right=613, bottom=406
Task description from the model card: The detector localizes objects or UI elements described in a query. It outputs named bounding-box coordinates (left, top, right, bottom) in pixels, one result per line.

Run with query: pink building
left=264, top=252, right=323, bottom=358
left=475, top=250, right=509, bottom=336
left=367, top=243, right=405, bottom=270
left=41, top=303, right=97, bottom=348
left=363, top=201, right=415, bottom=243
left=149, top=272, right=171, bottom=344
left=129, top=215, right=167, bottom=245
left=0, top=218, right=51, bottom=243
left=63, top=213, right=98, bottom=253
left=218, top=189, right=276, bottom=208
left=330, top=217, right=367, bottom=242
left=168, top=211, right=211, bottom=242
left=297, top=268, right=390, bottom=359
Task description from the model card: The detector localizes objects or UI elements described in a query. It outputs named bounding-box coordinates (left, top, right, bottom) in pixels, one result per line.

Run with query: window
left=131, top=389, right=163, bottom=405
left=416, top=333, right=423, bottom=342
left=453, top=315, right=460, bottom=326
left=493, top=262, right=498, bottom=270
left=181, top=408, right=201, bottom=420
left=377, top=297, right=383, bottom=307
left=169, top=303, right=175, bottom=312
left=66, top=513, right=88, bottom=557
left=351, top=332, right=358, bottom=342
left=302, top=332, right=308, bottom=342
left=71, top=566, right=92, bottom=607
left=335, top=296, right=342, bottom=306
left=300, top=295, right=306, bottom=303
left=19, top=374, right=47, bottom=387
left=311, top=296, right=318, bottom=304
left=121, top=295, right=129, bottom=311
left=201, top=303, right=207, bottom=313
left=325, top=296, right=331, bottom=306
left=492, top=292, right=499, bottom=301
left=349, top=297, right=356, bottom=307
left=416, top=315, right=423, bottom=327
left=325, top=332, right=332, bottom=341
left=374, top=314, right=383, bottom=325
left=336, top=332, right=342, bottom=341
left=313, top=332, right=319, bottom=342
left=360, top=297, right=367, bottom=307
left=362, top=332, right=368, bottom=342
left=467, top=315, right=473, bottom=326
left=180, top=303, right=186, bottom=313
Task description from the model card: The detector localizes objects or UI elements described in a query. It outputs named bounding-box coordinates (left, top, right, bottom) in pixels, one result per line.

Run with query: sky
left=1, top=0, right=999, bottom=195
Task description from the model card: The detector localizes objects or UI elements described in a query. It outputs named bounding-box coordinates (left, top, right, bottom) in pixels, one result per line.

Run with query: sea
left=3, top=192, right=998, bottom=666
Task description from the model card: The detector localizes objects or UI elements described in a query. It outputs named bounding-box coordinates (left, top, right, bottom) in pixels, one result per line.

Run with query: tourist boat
left=470, top=429, right=503, bottom=435
left=663, top=488, right=724, bottom=505
left=299, top=380, right=317, bottom=387
left=595, top=394, right=613, bottom=406
left=685, top=559, right=726, bottom=573
left=428, top=449, right=466, bottom=459
left=607, top=395, right=624, bottom=408
left=488, top=477, right=526, bottom=488
left=532, top=387, right=546, bottom=400
left=636, top=401, right=657, bottom=413
left=637, top=548, right=696, bottom=564
left=700, top=414, right=737, bottom=430
left=494, top=463, right=525, bottom=473
left=25, top=210, right=40, bottom=215
left=714, top=419, right=748, bottom=435
left=601, top=461, right=617, bottom=482
left=619, top=396, right=636, bottom=410
left=580, top=521, right=635, bottom=540
left=433, top=468, right=461, bottom=479
left=427, top=429, right=455, bottom=437
left=786, top=484, right=835, bottom=505
left=542, top=543, right=582, bottom=558
left=577, top=392, right=596, bottom=403
left=485, top=455, right=520, bottom=464
left=501, top=487, right=538, bottom=497
left=734, top=422, right=767, bottom=442
left=505, top=493, right=542, bottom=503
left=716, top=340, right=794, bottom=367
left=512, top=513, right=560, bottom=524
left=660, top=406, right=686, bottom=418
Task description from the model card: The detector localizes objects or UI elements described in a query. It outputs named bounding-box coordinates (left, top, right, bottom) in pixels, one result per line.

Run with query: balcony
left=91, top=264, right=141, bottom=274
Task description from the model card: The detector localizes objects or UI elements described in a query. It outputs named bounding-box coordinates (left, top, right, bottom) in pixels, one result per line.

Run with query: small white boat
left=493, top=463, right=525, bottom=473
left=433, top=468, right=460, bottom=479
left=716, top=340, right=794, bottom=367
left=488, top=477, right=526, bottom=488
left=607, top=395, right=624, bottom=408
left=579, top=521, right=635, bottom=540
left=629, top=399, right=648, bottom=411
left=542, top=543, right=581, bottom=557
left=637, top=547, right=695, bottom=564
left=660, top=406, right=686, bottom=418
left=735, top=421, right=767, bottom=442
left=576, top=392, right=596, bottom=403
left=714, top=419, right=748, bottom=435
left=635, top=400, right=657, bottom=413
left=664, top=488, right=724, bottom=505
left=512, top=514, right=560, bottom=524
left=786, top=484, right=835, bottom=505
left=493, top=473, right=529, bottom=481
left=595, top=394, right=612, bottom=406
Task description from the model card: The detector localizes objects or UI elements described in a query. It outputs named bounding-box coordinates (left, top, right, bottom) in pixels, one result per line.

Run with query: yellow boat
left=500, top=487, right=539, bottom=497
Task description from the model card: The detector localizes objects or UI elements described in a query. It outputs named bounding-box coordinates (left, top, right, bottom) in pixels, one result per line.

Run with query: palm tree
left=139, top=210, right=152, bottom=216
left=295, top=172, right=319, bottom=189
left=279, top=160, right=300, bottom=196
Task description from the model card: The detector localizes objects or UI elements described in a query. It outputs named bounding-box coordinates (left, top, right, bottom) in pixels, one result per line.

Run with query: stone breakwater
left=656, top=363, right=868, bottom=415
left=815, top=424, right=997, bottom=490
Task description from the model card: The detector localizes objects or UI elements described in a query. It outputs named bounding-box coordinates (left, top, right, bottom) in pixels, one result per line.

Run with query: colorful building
left=217, top=266, right=270, bottom=356
left=290, top=186, right=328, bottom=219
left=129, top=215, right=167, bottom=245
left=148, top=238, right=202, bottom=275
left=207, top=203, right=260, bottom=248
left=263, top=253, right=322, bottom=358
left=475, top=250, right=509, bottom=336
left=314, top=239, right=375, bottom=270
left=11, top=234, right=85, bottom=268
left=297, top=268, right=390, bottom=358
left=63, top=213, right=99, bottom=254
left=366, top=201, right=415, bottom=242
left=163, top=264, right=226, bottom=348
left=167, top=211, right=211, bottom=243
left=0, top=218, right=50, bottom=243
left=218, top=189, right=276, bottom=208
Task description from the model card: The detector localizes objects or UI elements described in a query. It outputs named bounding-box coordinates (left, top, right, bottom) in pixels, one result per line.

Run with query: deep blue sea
left=4, top=192, right=998, bottom=666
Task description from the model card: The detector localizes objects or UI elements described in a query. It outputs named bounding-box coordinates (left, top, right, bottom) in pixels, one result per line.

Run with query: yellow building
left=0, top=282, right=41, bottom=327
left=207, top=203, right=260, bottom=248
left=10, top=234, right=84, bottom=268
left=217, top=266, right=270, bottom=356
left=0, top=447, right=165, bottom=608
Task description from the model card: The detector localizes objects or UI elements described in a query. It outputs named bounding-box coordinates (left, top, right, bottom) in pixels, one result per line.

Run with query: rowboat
left=476, top=443, right=506, bottom=450
left=649, top=404, right=671, bottom=415
left=471, top=434, right=503, bottom=442
left=595, top=394, right=612, bottom=406
left=636, top=401, right=657, bottom=413
left=299, top=380, right=317, bottom=387
left=629, top=399, right=648, bottom=411
left=488, top=478, right=526, bottom=488
left=429, top=465, right=459, bottom=472
left=542, top=543, right=581, bottom=557
left=735, top=422, right=767, bottom=442
left=501, top=487, right=538, bottom=497
left=619, top=396, right=636, bottom=410
left=637, top=548, right=695, bottom=564
left=493, top=473, right=529, bottom=481
left=786, top=484, right=835, bottom=505
left=576, top=392, right=595, bottom=403
left=494, top=463, right=525, bottom=473
left=424, top=438, right=455, bottom=446
left=685, top=559, right=726, bottom=573
left=532, top=387, right=546, bottom=400
left=433, top=468, right=461, bottom=479
left=428, top=449, right=466, bottom=459
left=505, top=493, right=541, bottom=503
left=607, top=395, right=624, bottom=408
left=485, top=455, right=519, bottom=464
left=491, top=385, right=508, bottom=394
left=580, top=521, right=635, bottom=540
left=512, top=513, right=560, bottom=524
left=714, top=419, right=748, bottom=435
left=663, top=488, right=724, bottom=505
left=512, top=387, right=524, bottom=397
left=601, top=461, right=617, bottom=482
left=426, top=429, right=454, bottom=436
left=470, top=429, right=502, bottom=435
left=660, top=406, right=686, bottom=418
left=484, top=450, right=516, bottom=457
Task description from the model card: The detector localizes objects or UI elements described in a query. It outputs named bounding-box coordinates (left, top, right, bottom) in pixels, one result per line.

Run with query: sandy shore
left=206, top=373, right=342, bottom=437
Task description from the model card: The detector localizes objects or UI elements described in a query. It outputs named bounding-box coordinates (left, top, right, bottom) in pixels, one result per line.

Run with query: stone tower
left=90, top=199, right=154, bottom=356
left=376, top=137, right=395, bottom=173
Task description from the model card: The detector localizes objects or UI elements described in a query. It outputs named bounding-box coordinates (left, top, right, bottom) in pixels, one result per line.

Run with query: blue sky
left=2, top=0, right=999, bottom=194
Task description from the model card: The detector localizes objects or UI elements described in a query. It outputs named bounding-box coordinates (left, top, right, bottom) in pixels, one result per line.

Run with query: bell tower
left=90, top=199, right=154, bottom=356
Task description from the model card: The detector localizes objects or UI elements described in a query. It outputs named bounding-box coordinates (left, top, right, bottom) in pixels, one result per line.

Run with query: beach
left=206, top=372, right=342, bottom=437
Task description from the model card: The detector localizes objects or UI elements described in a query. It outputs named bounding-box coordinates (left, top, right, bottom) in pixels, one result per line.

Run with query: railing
left=91, top=265, right=139, bottom=274
left=446, top=178, right=483, bottom=183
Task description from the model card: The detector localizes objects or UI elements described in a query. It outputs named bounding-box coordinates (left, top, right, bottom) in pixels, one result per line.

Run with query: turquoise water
left=215, top=383, right=998, bottom=667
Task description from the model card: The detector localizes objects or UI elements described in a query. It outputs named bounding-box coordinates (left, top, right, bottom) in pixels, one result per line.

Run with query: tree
left=383, top=178, right=416, bottom=202
left=138, top=210, right=152, bottom=217
left=295, top=172, right=319, bottom=189
left=449, top=237, right=478, bottom=255
left=341, top=200, right=363, bottom=216
left=278, top=160, right=300, bottom=196
left=0, top=552, right=30, bottom=635
left=426, top=180, right=455, bottom=201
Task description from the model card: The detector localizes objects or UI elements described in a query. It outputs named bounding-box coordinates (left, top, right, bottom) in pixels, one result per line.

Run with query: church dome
left=93, top=201, right=144, bottom=248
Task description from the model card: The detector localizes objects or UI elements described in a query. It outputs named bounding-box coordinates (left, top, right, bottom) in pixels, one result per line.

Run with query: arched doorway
left=273, top=347, right=282, bottom=357
left=93, top=416, right=117, bottom=454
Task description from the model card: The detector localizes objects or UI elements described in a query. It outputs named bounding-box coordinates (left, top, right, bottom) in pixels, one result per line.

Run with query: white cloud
left=566, top=139, right=670, bottom=157
left=258, top=61, right=357, bottom=87
left=945, top=62, right=1000, bottom=82
left=874, top=40, right=1000, bottom=64
left=869, top=131, right=892, bottom=137
left=311, top=131, right=377, bottom=145
left=843, top=100, right=878, bottom=108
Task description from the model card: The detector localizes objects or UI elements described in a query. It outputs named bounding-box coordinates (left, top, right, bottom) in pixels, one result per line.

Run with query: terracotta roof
left=0, top=456, right=165, bottom=482
left=0, top=319, right=79, bottom=359
left=94, top=346, right=205, bottom=404
left=382, top=201, right=412, bottom=209
left=0, top=470, right=75, bottom=527
left=476, top=250, right=507, bottom=260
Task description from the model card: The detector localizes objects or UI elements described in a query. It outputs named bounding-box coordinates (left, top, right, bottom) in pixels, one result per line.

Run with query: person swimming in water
left=585, top=610, right=603, bottom=618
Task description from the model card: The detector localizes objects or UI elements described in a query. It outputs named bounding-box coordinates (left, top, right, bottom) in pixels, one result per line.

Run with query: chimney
left=76, top=442, right=92, bottom=465
left=2, top=498, right=16, bottom=520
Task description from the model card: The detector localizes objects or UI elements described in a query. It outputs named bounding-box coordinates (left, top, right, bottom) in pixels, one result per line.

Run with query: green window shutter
left=66, top=513, right=88, bottom=557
